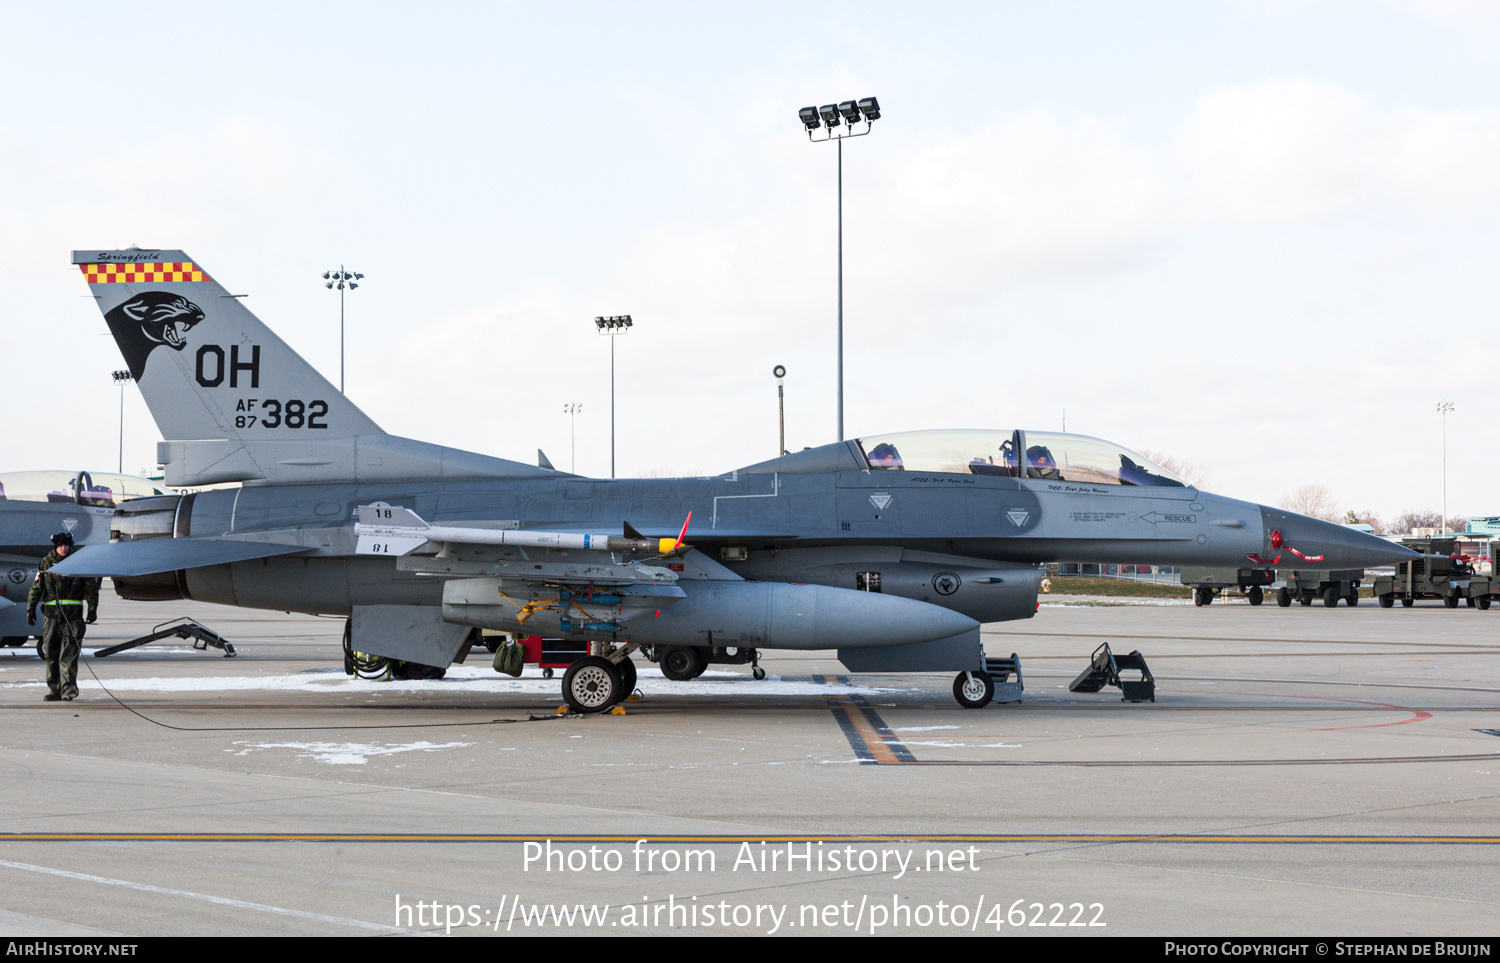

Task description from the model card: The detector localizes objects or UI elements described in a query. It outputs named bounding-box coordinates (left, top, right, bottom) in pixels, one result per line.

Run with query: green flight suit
left=27, top=549, right=99, bottom=698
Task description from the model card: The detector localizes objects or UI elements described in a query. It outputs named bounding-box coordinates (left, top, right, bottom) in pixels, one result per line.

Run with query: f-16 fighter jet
left=51, top=249, right=1414, bottom=710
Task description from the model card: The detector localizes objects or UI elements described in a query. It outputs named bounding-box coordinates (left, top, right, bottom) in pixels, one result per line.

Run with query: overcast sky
left=2, top=1, right=1497, bottom=521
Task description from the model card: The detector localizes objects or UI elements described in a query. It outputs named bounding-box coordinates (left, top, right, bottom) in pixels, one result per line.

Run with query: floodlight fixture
left=322, top=264, right=363, bottom=394
left=1438, top=400, right=1455, bottom=532
left=773, top=365, right=788, bottom=457
left=111, top=370, right=134, bottom=472
left=595, top=315, right=634, bottom=477
left=795, top=94, right=883, bottom=440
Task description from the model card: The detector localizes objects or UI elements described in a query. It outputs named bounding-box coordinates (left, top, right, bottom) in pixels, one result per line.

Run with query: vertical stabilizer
left=73, top=249, right=382, bottom=441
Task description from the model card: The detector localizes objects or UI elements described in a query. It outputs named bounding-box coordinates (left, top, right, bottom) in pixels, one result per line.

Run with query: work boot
left=62, top=687, right=78, bottom=702
left=44, top=692, right=61, bottom=702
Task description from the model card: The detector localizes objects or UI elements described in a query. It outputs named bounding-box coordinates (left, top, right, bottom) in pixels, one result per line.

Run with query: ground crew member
left=26, top=532, right=99, bottom=702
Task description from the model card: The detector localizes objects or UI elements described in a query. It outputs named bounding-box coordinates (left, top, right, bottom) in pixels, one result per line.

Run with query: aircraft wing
left=47, top=538, right=311, bottom=577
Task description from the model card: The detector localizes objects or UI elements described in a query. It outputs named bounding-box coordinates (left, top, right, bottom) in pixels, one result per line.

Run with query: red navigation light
left=1270, top=529, right=1284, bottom=550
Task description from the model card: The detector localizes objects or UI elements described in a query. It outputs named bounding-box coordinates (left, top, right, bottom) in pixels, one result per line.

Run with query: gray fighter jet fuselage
left=51, top=249, right=1415, bottom=709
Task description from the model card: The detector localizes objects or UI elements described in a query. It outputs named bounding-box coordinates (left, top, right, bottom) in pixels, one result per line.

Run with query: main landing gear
left=560, top=643, right=643, bottom=714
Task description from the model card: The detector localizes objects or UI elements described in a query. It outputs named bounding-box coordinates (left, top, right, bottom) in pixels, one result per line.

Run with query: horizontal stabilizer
left=48, top=538, right=309, bottom=577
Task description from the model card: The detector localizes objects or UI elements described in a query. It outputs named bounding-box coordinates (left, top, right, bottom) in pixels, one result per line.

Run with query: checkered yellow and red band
left=80, top=262, right=208, bottom=284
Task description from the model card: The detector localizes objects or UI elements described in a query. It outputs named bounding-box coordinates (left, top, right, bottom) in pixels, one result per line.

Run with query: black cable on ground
left=74, top=654, right=571, bottom=731
left=66, top=618, right=570, bottom=732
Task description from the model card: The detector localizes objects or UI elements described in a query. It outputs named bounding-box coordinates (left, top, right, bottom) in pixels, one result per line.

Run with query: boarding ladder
left=1068, top=642, right=1154, bottom=702
left=983, top=652, right=1025, bottom=704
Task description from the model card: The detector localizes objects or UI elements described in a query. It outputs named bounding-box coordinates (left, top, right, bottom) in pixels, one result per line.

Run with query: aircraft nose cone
left=1259, top=508, right=1418, bottom=569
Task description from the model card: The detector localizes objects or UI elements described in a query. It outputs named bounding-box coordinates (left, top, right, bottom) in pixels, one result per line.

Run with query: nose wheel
left=953, top=670, right=994, bottom=709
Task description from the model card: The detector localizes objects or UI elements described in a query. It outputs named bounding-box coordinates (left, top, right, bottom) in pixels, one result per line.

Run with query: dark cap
left=51, top=532, right=75, bottom=547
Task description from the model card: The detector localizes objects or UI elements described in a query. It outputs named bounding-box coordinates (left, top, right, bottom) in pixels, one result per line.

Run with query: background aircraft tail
left=73, top=249, right=383, bottom=442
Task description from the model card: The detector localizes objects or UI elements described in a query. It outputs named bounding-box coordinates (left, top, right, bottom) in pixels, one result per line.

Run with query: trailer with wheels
left=1276, top=569, right=1365, bottom=607
left=1370, top=538, right=1491, bottom=609
left=1179, top=566, right=1275, bottom=607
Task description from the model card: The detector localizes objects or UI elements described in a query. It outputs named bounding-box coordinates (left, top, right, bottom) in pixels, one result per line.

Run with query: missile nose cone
left=1259, top=508, right=1418, bottom=569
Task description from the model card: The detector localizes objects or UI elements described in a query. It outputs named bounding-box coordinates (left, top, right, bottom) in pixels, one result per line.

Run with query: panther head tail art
left=104, top=292, right=206, bottom=379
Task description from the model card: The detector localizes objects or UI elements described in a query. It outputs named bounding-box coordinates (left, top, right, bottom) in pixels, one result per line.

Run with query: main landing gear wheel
left=1248, top=585, right=1264, bottom=606
left=394, top=661, right=447, bottom=680
left=1402, top=597, right=1414, bottom=607
left=1277, top=587, right=1291, bottom=607
left=659, top=646, right=704, bottom=681
left=1322, top=586, right=1339, bottom=608
left=614, top=657, right=637, bottom=701
left=1347, top=592, right=1359, bottom=607
left=953, top=671, right=994, bottom=709
left=562, top=656, right=622, bottom=714
left=1379, top=593, right=1395, bottom=608
left=1479, top=598, right=1493, bottom=610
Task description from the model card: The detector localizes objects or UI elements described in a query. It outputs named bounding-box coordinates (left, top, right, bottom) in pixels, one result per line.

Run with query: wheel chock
left=610, top=705, right=627, bottom=716
left=625, top=692, right=642, bottom=703
left=555, top=706, right=569, bottom=716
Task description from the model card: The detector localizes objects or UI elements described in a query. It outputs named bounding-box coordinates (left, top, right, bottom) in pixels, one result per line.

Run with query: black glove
left=86, top=608, right=97, bottom=624
left=26, top=609, right=36, bottom=627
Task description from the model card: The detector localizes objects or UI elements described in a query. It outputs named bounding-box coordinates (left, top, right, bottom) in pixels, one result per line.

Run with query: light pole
left=594, top=315, right=632, bottom=478
left=1437, top=400, right=1454, bottom=532
left=773, top=365, right=787, bottom=456
left=799, top=96, right=880, bottom=441
left=323, top=266, right=363, bottom=393
left=563, top=402, right=582, bottom=474
left=111, top=370, right=132, bottom=473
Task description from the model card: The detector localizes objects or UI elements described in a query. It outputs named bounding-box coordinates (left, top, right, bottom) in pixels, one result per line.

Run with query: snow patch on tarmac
left=229, top=740, right=474, bottom=765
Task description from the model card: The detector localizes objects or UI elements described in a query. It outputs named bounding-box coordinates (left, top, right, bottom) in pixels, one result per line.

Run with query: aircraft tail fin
left=73, top=249, right=383, bottom=442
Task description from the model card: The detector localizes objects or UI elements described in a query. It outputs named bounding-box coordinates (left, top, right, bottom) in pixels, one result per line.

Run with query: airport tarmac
left=0, top=592, right=1497, bottom=937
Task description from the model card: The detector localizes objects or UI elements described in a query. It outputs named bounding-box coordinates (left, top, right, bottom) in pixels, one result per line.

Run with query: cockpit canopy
left=0, top=470, right=173, bottom=507
left=855, top=430, right=1187, bottom=488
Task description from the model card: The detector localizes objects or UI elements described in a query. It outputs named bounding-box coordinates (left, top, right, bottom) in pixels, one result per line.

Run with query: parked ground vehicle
left=1180, top=566, right=1275, bottom=606
left=1371, top=538, right=1492, bottom=609
left=1277, top=569, right=1364, bottom=608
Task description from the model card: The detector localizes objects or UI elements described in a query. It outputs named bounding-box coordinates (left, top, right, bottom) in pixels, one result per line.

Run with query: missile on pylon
left=353, top=505, right=689, bottom=557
